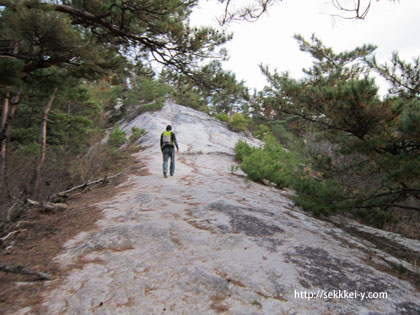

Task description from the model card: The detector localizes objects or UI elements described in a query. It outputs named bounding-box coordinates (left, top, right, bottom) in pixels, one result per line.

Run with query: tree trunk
left=30, top=88, right=58, bottom=198
left=0, top=94, right=10, bottom=166
left=1, top=93, right=9, bottom=131
left=1, top=92, right=20, bottom=199
left=1, top=42, right=21, bottom=199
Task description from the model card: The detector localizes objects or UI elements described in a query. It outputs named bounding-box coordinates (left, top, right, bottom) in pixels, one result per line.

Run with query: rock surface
left=38, top=103, right=419, bottom=314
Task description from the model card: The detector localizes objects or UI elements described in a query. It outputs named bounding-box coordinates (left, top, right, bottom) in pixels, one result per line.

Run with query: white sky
left=190, top=0, right=420, bottom=93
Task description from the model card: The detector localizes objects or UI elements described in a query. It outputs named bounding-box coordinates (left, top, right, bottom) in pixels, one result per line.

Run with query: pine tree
left=259, top=35, right=420, bottom=221
left=0, top=0, right=230, bottom=204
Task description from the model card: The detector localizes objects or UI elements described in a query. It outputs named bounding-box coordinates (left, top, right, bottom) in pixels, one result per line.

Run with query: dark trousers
left=162, top=146, right=175, bottom=176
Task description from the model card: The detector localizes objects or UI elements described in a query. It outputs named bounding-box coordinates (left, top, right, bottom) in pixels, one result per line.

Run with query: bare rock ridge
left=36, top=102, right=419, bottom=314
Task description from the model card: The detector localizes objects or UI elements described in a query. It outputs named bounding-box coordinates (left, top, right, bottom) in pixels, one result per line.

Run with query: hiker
left=160, top=125, right=179, bottom=178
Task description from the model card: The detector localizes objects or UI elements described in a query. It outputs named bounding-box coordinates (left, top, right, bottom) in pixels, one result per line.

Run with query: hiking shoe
left=163, top=174, right=168, bottom=178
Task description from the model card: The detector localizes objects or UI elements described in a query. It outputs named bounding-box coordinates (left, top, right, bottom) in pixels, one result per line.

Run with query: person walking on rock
left=160, top=125, right=179, bottom=178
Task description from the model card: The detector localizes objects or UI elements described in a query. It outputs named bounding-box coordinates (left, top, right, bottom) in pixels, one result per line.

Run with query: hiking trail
left=29, top=103, right=420, bottom=314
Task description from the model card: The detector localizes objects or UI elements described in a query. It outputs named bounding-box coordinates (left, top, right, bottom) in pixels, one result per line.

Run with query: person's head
left=166, top=125, right=172, bottom=131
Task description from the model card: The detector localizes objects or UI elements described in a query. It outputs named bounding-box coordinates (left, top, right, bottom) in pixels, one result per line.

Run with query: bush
left=353, top=208, right=397, bottom=229
left=290, top=176, right=343, bottom=216
left=214, top=112, right=229, bottom=123
left=234, top=140, right=254, bottom=162
left=235, top=136, right=303, bottom=188
left=129, top=126, right=146, bottom=143
left=234, top=136, right=344, bottom=215
left=107, top=125, right=127, bottom=148
left=243, top=150, right=293, bottom=188
left=135, top=101, right=165, bottom=116
left=171, top=88, right=207, bottom=112
left=251, top=138, right=300, bottom=187
left=252, top=124, right=270, bottom=140
left=228, top=113, right=248, bottom=132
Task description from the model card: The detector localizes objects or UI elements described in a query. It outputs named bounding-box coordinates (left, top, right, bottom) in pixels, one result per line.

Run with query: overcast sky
left=190, top=0, right=420, bottom=93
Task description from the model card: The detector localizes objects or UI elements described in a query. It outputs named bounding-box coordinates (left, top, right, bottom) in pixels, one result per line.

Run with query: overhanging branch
left=331, top=0, right=371, bottom=20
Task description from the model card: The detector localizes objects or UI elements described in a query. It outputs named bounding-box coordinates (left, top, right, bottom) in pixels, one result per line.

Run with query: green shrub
left=17, top=143, right=41, bottom=157
left=234, top=140, right=254, bottom=162
left=171, top=88, right=205, bottom=111
left=252, top=124, right=270, bottom=140
left=228, top=113, right=248, bottom=132
left=214, top=112, right=229, bottom=123
left=129, top=126, right=146, bottom=143
left=107, top=125, right=127, bottom=148
left=353, top=208, right=397, bottom=229
left=235, top=136, right=303, bottom=189
left=290, top=176, right=343, bottom=216
left=240, top=148, right=268, bottom=182
left=136, top=101, right=164, bottom=116
left=235, top=135, right=346, bottom=216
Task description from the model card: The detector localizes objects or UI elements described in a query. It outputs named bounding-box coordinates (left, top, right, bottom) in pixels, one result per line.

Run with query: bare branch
left=353, top=204, right=420, bottom=212
left=218, top=0, right=281, bottom=25
left=330, top=0, right=371, bottom=20
left=0, top=263, right=52, bottom=280
left=0, top=229, right=27, bottom=242
left=51, top=173, right=122, bottom=200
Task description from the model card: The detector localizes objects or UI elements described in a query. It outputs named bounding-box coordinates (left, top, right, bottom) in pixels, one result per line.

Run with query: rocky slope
left=31, top=103, right=420, bottom=314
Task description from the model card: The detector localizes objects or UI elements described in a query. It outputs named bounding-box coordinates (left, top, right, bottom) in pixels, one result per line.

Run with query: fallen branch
left=16, top=220, right=34, bottom=229
left=27, top=199, right=67, bottom=212
left=6, top=199, right=24, bottom=222
left=0, top=263, right=53, bottom=280
left=52, top=173, right=122, bottom=199
left=0, top=229, right=28, bottom=242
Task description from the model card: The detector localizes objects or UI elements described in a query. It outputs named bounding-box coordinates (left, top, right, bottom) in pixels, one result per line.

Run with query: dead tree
left=0, top=92, right=21, bottom=199
left=30, top=88, right=58, bottom=198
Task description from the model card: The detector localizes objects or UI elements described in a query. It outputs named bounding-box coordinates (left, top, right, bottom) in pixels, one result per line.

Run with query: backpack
left=162, top=131, right=173, bottom=147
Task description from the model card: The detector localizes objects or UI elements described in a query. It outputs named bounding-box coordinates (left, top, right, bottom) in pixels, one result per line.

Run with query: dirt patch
left=209, top=292, right=230, bottom=313
left=128, top=158, right=151, bottom=177
left=169, top=229, right=183, bottom=247
left=214, top=269, right=246, bottom=288
left=185, top=219, right=217, bottom=235
left=178, top=155, right=200, bottom=175
left=284, top=211, right=300, bottom=220
left=0, top=155, right=143, bottom=314
left=179, top=175, right=195, bottom=186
